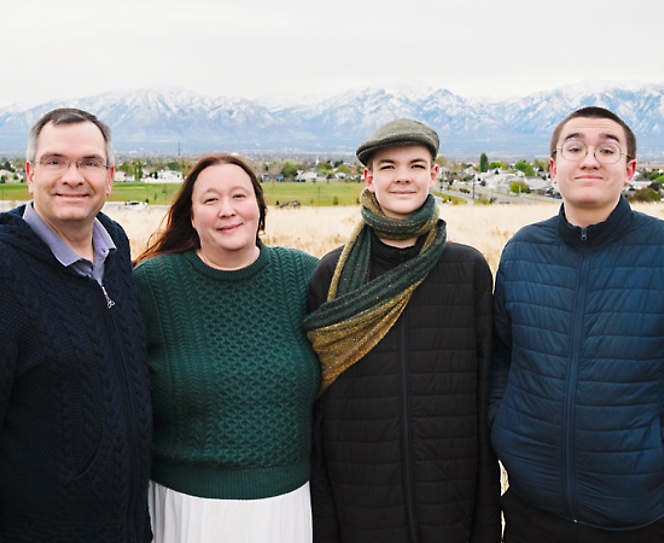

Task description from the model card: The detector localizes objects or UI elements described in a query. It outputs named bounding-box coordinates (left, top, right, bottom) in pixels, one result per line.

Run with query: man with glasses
left=490, top=106, right=664, bottom=542
left=0, top=108, right=152, bottom=541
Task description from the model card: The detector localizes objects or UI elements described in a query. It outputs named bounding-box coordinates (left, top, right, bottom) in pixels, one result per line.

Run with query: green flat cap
left=356, top=118, right=439, bottom=166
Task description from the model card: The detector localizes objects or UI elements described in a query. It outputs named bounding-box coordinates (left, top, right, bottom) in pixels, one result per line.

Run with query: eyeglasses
left=36, top=156, right=110, bottom=177
left=556, top=140, right=628, bottom=165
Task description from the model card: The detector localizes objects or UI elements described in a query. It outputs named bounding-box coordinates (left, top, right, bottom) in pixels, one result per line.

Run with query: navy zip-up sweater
left=490, top=196, right=664, bottom=530
left=0, top=206, right=152, bottom=542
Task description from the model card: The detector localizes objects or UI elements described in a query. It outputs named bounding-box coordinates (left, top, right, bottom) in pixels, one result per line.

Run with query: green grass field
left=0, top=182, right=184, bottom=205
left=0, top=181, right=466, bottom=206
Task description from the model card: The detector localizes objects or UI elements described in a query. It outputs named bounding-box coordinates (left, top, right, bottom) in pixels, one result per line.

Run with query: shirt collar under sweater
left=557, top=195, right=634, bottom=249
left=0, top=205, right=119, bottom=272
left=182, top=243, right=270, bottom=280
left=22, top=202, right=116, bottom=284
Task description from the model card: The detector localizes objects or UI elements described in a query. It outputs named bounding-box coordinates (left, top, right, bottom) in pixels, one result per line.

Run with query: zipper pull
left=580, top=228, right=587, bottom=241
left=101, top=284, right=116, bottom=309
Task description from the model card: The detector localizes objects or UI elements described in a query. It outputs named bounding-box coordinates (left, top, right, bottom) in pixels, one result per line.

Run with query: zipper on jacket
left=562, top=240, right=589, bottom=522
left=101, top=286, right=141, bottom=541
left=399, top=313, right=419, bottom=543
left=101, top=283, right=116, bottom=309
left=396, top=251, right=419, bottom=543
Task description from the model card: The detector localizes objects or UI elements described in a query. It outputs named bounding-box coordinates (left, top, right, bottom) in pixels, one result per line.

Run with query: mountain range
left=0, top=84, right=662, bottom=160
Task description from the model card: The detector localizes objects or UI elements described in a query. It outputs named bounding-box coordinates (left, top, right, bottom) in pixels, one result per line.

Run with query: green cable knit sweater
left=133, top=246, right=320, bottom=500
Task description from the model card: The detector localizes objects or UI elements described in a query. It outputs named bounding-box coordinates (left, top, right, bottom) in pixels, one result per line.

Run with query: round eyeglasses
left=556, top=140, right=627, bottom=165
left=36, top=156, right=110, bottom=177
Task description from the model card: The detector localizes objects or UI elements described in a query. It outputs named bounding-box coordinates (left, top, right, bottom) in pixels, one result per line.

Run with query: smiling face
left=365, top=145, right=438, bottom=220
left=190, top=163, right=261, bottom=267
left=550, top=116, right=636, bottom=227
left=25, top=121, right=113, bottom=238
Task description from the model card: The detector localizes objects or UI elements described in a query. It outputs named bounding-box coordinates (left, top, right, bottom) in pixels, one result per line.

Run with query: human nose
left=61, top=160, right=85, bottom=183
left=217, top=197, right=236, bottom=216
left=394, top=167, right=412, bottom=182
left=579, top=146, right=600, bottom=168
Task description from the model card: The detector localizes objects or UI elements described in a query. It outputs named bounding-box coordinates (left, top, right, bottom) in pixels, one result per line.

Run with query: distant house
left=480, top=171, right=522, bottom=191
left=523, top=176, right=551, bottom=192
left=0, top=169, right=15, bottom=181
left=114, top=171, right=134, bottom=182
left=261, top=174, right=285, bottom=182
left=157, top=170, right=184, bottom=183
left=297, top=171, right=319, bottom=182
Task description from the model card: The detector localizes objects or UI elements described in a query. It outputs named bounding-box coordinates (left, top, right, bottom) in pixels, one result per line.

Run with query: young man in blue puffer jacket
left=490, top=106, right=664, bottom=542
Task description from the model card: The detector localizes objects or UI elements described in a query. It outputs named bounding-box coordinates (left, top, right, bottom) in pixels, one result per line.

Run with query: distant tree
left=315, top=161, right=333, bottom=174
left=132, top=159, right=143, bottom=182
left=628, top=188, right=660, bottom=203
left=509, top=180, right=531, bottom=194
left=435, top=156, right=450, bottom=169
left=267, top=160, right=283, bottom=176
left=479, top=153, right=489, bottom=173
left=514, top=160, right=535, bottom=177
left=116, top=162, right=131, bottom=174
left=639, top=169, right=662, bottom=181
left=281, top=161, right=299, bottom=179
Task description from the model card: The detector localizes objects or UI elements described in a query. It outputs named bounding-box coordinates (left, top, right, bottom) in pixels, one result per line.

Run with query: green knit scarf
left=303, top=188, right=447, bottom=395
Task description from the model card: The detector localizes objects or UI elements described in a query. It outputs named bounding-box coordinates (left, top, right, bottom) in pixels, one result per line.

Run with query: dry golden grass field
left=107, top=201, right=664, bottom=274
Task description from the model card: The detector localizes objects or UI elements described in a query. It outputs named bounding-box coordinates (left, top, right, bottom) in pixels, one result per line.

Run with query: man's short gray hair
left=26, top=108, right=114, bottom=165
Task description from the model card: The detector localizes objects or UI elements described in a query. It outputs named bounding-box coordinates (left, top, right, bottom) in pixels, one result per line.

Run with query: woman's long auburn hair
left=134, top=153, right=267, bottom=265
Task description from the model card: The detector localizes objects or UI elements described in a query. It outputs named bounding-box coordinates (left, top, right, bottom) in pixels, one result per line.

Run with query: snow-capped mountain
left=0, top=84, right=662, bottom=159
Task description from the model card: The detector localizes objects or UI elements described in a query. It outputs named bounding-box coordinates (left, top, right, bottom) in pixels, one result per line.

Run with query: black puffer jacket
left=307, top=230, right=500, bottom=543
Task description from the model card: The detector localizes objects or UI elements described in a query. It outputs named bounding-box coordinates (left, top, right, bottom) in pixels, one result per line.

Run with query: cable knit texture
left=133, top=247, right=320, bottom=500
left=0, top=206, right=152, bottom=542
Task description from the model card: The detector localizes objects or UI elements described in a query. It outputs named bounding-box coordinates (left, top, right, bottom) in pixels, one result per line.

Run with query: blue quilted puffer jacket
left=490, top=196, right=664, bottom=530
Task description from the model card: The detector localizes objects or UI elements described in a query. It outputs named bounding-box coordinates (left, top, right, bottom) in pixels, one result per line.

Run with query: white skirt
left=148, top=480, right=312, bottom=543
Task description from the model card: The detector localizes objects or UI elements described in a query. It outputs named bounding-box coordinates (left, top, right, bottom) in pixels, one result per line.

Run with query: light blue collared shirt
left=22, top=201, right=116, bottom=285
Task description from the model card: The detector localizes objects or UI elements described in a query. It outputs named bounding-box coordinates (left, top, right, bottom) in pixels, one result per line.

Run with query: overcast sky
left=4, top=0, right=662, bottom=108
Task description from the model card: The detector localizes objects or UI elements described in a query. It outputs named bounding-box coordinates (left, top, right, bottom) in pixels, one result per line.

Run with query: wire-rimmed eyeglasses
left=555, top=140, right=628, bottom=165
left=36, top=156, right=110, bottom=177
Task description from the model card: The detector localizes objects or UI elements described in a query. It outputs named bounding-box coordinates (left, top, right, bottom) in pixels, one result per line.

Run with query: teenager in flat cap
left=304, top=118, right=501, bottom=543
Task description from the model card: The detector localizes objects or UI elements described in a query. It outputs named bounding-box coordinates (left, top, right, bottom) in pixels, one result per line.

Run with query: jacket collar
left=371, top=226, right=425, bottom=266
left=557, top=195, right=633, bottom=248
